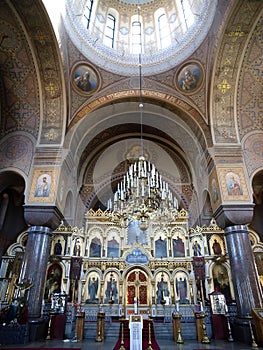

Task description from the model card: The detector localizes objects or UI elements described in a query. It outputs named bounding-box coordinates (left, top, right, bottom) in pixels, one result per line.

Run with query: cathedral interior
left=0, top=0, right=263, bottom=347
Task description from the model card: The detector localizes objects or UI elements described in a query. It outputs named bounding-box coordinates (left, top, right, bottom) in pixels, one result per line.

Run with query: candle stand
left=195, top=312, right=210, bottom=343
left=172, top=313, right=184, bottom=344
left=96, top=311, right=105, bottom=342
left=118, top=316, right=126, bottom=350
left=225, top=312, right=234, bottom=342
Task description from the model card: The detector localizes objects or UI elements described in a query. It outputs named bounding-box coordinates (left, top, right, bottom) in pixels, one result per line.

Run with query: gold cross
left=45, top=81, right=59, bottom=98
left=34, top=30, right=48, bottom=45
left=44, top=128, right=59, bottom=141
left=217, top=79, right=231, bottom=94
left=228, top=26, right=245, bottom=42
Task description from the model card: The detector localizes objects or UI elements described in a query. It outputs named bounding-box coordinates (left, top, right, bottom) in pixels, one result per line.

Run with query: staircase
left=83, top=317, right=199, bottom=342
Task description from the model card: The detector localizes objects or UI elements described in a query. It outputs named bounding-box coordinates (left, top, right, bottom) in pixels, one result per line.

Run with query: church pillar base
left=232, top=317, right=255, bottom=345
left=28, top=317, right=48, bottom=342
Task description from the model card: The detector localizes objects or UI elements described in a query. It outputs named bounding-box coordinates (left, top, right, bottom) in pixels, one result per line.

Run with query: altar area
left=1, top=208, right=263, bottom=342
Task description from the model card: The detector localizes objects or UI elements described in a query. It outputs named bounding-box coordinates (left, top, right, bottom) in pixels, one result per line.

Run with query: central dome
left=63, top=0, right=217, bottom=76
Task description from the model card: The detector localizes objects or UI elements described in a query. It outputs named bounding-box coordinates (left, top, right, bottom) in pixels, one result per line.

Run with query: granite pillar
left=20, top=225, right=52, bottom=319
left=215, top=204, right=263, bottom=343
left=225, top=225, right=263, bottom=317
left=225, top=224, right=263, bottom=343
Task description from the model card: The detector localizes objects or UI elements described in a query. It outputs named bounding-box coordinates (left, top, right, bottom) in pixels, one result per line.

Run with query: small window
left=104, top=13, right=116, bottom=49
left=84, top=0, right=93, bottom=29
left=179, top=0, right=195, bottom=31
left=132, top=21, right=142, bottom=54
left=158, top=13, right=171, bottom=49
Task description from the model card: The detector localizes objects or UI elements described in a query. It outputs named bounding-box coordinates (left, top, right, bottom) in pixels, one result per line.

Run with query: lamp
left=107, top=4, right=178, bottom=230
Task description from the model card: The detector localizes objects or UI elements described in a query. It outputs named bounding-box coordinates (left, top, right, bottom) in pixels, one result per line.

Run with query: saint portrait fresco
left=172, top=235, right=185, bottom=257
left=34, top=174, right=51, bottom=197
left=225, top=172, right=243, bottom=196
left=72, top=63, right=100, bottom=94
left=156, top=272, right=170, bottom=304
left=176, top=62, right=203, bottom=93
left=104, top=272, right=118, bottom=304
left=155, top=236, right=167, bottom=258
left=89, top=237, right=102, bottom=257
left=86, top=272, right=100, bottom=304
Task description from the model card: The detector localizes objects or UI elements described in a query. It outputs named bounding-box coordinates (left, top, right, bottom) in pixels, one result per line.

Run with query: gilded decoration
left=213, top=0, right=263, bottom=144
left=3, top=210, right=263, bottom=321
left=237, top=16, right=263, bottom=141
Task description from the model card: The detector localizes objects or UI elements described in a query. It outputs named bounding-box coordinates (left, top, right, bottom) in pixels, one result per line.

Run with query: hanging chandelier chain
left=138, top=2, right=144, bottom=159
left=107, top=0, right=179, bottom=230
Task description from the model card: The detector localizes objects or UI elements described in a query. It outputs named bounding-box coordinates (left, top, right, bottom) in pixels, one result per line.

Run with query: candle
left=225, top=304, right=228, bottom=313
left=200, top=301, right=204, bottom=312
left=176, top=301, right=179, bottom=312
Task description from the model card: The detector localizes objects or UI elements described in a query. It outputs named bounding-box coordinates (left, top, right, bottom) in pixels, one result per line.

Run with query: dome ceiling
left=62, top=0, right=217, bottom=76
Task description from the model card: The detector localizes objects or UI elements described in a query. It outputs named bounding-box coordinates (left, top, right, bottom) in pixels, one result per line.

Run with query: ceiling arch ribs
left=9, top=0, right=67, bottom=149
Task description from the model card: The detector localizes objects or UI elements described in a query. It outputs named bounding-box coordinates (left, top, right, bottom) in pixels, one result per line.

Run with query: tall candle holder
left=173, top=313, right=184, bottom=344
left=200, top=313, right=210, bottom=344
left=118, top=316, right=126, bottom=350
left=248, top=315, right=258, bottom=348
left=46, top=310, right=56, bottom=340
left=147, top=316, right=153, bottom=350
left=225, top=311, right=234, bottom=342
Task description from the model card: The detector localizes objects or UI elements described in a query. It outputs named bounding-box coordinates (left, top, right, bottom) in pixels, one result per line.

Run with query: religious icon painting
left=156, top=272, right=170, bottom=305
left=175, top=61, right=204, bottom=94
left=191, top=238, right=203, bottom=257
left=209, top=169, right=221, bottom=210
left=172, top=234, right=185, bottom=257
left=155, top=235, right=168, bottom=258
left=53, top=236, right=64, bottom=256
left=28, top=168, right=57, bottom=203
left=174, top=271, right=189, bottom=304
left=209, top=235, right=224, bottom=256
left=104, top=272, right=119, bottom=304
left=107, top=235, right=120, bottom=258
left=212, top=264, right=231, bottom=301
left=85, top=272, right=100, bottom=304
left=72, top=62, right=100, bottom=95
left=217, top=167, right=251, bottom=202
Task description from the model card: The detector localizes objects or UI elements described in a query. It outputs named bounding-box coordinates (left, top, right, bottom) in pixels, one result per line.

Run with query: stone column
left=225, top=225, right=263, bottom=316
left=20, top=225, right=52, bottom=319
left=215, top=204, right=263, bottom=343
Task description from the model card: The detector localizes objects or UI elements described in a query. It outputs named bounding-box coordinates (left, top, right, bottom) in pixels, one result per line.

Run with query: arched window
left=157, top=13, right=171, bottom=49
left=104, top=13, right=116, bottom=48
left=131, top=20, right=142, bottom=54
left=84, top=0, right=94, bottom=29
left=178, top=0, right=195, bottom=32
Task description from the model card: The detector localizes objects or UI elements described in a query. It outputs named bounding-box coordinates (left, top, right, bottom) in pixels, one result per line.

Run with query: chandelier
left=107, top=4, right=179, bottom=230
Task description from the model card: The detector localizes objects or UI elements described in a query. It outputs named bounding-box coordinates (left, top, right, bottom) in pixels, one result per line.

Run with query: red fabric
left=50, top=314, right=66, bottom=339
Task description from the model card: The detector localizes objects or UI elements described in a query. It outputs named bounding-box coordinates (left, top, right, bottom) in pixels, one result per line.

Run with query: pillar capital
left=24, top=205, right=63, bottom=230
left=213, top=203, right=254, bottom=229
